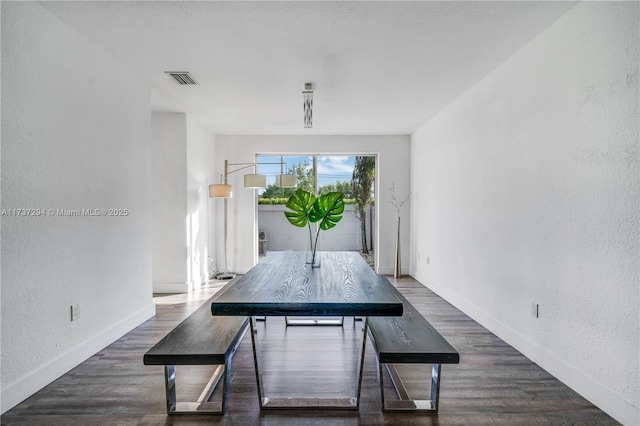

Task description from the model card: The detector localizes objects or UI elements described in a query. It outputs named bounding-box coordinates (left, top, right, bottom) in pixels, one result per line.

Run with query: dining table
left=210, top=250, right=404, bottom=410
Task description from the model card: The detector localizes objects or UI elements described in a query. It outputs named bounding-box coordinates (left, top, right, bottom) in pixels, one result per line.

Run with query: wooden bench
left=367, top=284, right=459, bottom=413
left=144, top=296, right=249, bottom=415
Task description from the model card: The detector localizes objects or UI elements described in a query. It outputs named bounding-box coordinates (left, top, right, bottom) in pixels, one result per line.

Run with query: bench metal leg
left=163, top=363, right=229, bottom=414
left=164, top=364, right=177, bottom=412
left=162, top=326, right=247, bottom=415
left=377, top=362, right=442, bottom=413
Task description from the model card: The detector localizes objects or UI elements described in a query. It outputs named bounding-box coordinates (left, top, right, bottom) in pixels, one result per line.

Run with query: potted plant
left=284, top=189, right=345, bottom=267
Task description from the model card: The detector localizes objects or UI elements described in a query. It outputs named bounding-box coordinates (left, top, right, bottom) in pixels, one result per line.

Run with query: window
left=256, top=154, right=376, bottom=268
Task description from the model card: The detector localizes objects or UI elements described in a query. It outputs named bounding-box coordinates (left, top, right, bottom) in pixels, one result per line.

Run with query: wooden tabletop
left=210, top=251, right=404, bottom=317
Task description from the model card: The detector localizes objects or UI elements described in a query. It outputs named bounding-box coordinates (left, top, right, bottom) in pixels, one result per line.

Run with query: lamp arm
left=224, top=161, right=290, bottom=178
left=225, top=163, right=257, bottom=176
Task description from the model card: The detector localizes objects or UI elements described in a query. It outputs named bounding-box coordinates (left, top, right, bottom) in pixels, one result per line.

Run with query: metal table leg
left=250, top=316, right=369, bottom=410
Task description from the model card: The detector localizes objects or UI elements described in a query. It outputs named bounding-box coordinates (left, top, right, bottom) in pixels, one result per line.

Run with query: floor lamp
left=209, top=158, right=296, bottom=280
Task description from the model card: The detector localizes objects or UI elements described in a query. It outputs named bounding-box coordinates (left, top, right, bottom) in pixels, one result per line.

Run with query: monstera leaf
left=309, top=192, right=345, bottom=231
left=284, top=189, right=344, bottom=267
left=284, top=188, right=316, bottom=228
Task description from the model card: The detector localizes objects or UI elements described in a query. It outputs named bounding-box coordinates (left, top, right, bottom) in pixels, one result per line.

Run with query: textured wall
left=215, top=136, right=410, bottom=275
left=1, top=2, right=154, bottom=412
left=410, top=2, right=639, bottom=424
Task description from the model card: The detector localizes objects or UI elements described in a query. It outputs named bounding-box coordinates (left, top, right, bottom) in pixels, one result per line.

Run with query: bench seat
left=368, top=284, right=459, bottom=413
left=144, top=296, right=249, bottom=415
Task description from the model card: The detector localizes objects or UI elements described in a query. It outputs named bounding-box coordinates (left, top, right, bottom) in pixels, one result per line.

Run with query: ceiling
left=42, top=1, right=576, bottom=135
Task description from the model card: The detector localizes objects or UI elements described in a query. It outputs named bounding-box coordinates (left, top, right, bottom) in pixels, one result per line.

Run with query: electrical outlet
left=531, top=303, right=539, bottom=318
left=71, top=304, right=80, bottom=321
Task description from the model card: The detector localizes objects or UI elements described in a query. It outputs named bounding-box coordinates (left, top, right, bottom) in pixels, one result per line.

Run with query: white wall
left=410, top=2, right=639, bottom=424
left=186, top=117, right=216, bottom=287
left=152, top=113, right=215, bottom=292
left=214, top=136, right=410, bottom=274
left=1, top=2, right=155, bottom=413
left=152, top=113, right=188, bottom=292
left=258, top=204, right=372, bottom=252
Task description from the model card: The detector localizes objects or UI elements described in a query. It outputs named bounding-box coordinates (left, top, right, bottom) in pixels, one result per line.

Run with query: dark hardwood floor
left=2, top=277, right=618, bottom=425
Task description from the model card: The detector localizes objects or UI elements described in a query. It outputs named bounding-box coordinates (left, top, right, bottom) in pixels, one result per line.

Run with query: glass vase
left=306, top=250, right=321, bottom=268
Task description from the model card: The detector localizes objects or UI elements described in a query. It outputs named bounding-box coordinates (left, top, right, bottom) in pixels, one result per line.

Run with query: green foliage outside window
left=352, top=156, right=376, bottom=254
left=258, top=160, right=373, bottom=205
left=259, top=197, right=357, bottom=205
left=260, top=161, right=314, bottom=199
left=318, top=181, right=353, bottom=198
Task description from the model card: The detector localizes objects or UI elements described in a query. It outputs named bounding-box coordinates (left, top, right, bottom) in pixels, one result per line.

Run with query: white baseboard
left=416, top=273, right=639, bottom=426
left=153, top=281, right=191, bottom=293
left=375, top=265, right=410, bottom=276
left=0, top=302, right=156, bottom=415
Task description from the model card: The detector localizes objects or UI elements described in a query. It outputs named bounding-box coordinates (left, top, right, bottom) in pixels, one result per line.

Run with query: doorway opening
left=256, top=154, right=376, bottom=269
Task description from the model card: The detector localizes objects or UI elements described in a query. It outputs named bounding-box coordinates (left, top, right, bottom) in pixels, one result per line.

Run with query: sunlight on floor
left=152, top=280, right=230, bottom=305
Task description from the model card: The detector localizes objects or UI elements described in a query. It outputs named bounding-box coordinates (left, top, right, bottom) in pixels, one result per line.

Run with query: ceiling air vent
left=165, top=71, right=198, bottom=85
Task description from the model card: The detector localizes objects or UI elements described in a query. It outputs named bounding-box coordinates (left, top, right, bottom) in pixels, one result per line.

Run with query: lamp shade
left=275, top=174, right=297, bottom=188
left=244, top=174, right=267, bottom=189
left=209, top=184, right=232, bottom=198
